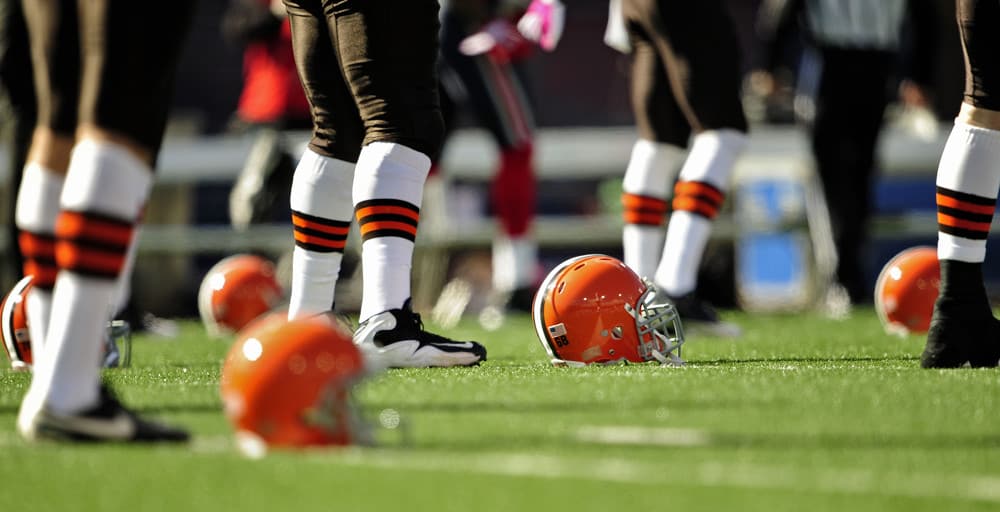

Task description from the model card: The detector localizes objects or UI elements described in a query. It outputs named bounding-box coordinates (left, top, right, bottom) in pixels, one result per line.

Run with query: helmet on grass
left=532, top=254, right=684, bottom=366
left=220, top=313, right=370, bottom=455
left=875, top=246, right=940, bottom=336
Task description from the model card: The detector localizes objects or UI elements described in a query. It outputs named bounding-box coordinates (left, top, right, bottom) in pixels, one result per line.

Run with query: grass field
left=1, top=308, right=999, bottom=511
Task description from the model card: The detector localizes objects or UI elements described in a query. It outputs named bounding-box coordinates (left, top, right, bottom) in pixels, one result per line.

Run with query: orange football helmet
left=1, top=276, right=34, bottom=370
left=532, top=254, right=685, bottom=366
left=198, top=254, right=283, bottom=337
left=0, top=275, right=131, bottom=370
left=220, top=313, right=370, bottom=455
left=874, top=246, right=940, bottom=336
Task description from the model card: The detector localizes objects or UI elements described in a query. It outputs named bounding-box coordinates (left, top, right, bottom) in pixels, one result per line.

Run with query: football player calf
left=220, top=312, right=372, bottom=456
left=199, top=254, right=283, bottom=337
left=1, top=276, right=131, bottom=370
left=875, top=246, right=940, bottom=336
left=532, top=254, right=685, bottom=366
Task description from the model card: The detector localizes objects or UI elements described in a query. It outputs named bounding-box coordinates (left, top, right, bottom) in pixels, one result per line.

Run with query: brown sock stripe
left=673, top=181, right=725, bottom=219
left=622, top=193, right=669, bottom=226
left=291, top=210, right=350, bottom=253
left=55, top=211, right=133, bottom=278
left=18, top=231, right=58, bottom=288
left=936, top=186, right=996, bottom=240
left=355, top=199, right=419, bottom=242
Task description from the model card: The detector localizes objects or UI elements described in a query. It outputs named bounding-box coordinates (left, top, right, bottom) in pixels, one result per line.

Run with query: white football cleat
left=353, top=299, right=487, bottom=368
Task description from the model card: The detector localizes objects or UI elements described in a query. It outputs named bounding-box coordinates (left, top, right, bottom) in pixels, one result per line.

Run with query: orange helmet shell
left=532, top=254, right=683, bottom=365
left=875, top=246, right=940, bottom=336
left=220, top=313, right=368, bottom=452
left=1, top=276, right=34, bottom=370
left=199, top=254, right=283, bottom=336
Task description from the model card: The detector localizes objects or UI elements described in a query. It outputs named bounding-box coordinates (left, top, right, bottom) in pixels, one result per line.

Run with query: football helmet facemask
left=875, top=246, right=940, bottom=336
left=198, top=254, right=283, bottom=337
left=532, top=254, right=685, bottom=366
left=220, top=313, right=371, bottom=456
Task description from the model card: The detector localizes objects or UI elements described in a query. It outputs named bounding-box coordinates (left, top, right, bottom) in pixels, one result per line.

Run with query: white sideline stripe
left=574, top=425, right=711, bottom=447
left=3, top=432, right=1000, bottom=502
left=327, top=451, right=1000, bottom=503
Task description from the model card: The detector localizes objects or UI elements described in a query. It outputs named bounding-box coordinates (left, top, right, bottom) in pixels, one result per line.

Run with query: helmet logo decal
left=548, top=323, right=569, bottom=347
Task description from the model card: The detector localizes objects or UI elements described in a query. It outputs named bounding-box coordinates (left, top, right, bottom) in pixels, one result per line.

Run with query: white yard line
left=3, top=430, right=999, bottom=503
left=573, top=425, right=712, bottom=447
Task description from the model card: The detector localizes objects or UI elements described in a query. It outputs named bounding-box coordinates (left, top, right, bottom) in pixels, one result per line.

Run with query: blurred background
left=0, top=0, right=982, bottom=324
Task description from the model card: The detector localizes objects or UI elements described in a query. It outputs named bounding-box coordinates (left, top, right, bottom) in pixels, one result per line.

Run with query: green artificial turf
left=1, top=309, right=998, bottom=511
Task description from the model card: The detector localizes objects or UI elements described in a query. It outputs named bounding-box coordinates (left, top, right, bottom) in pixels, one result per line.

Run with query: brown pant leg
left=282, top=0, right=364, bottom=162
left=76, top=0, right=196, bottom=160
left=957, top=0, right=1000, bottom=111
left=21, top=0, right=79, bottom=137
left=627, top=24, right=691, bottom=146
left=327, top=0, right=445, bottom=158
left=625, top=0, right=747, bottom=135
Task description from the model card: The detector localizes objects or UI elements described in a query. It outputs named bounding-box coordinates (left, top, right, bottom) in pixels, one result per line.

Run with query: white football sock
left=655, top=129, right=746, bottom=296
left=353, top=142, right=429, bottom=322
left=14, top=162, right=64, bottom=355
left=287, top=149, right=355, bottom=320
left=935, top=121, right=1000, bottom=263
left=26, top=139, right=151, bottom=415
left=621, top=139, right=685, bottom=278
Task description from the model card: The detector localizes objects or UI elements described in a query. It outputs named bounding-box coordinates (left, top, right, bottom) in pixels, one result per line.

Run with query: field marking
left=322, top=450, right=1000, bottom=503
left=3, top=431, right=1000, bottom=503
left=574, top=425, right=711, bottom=447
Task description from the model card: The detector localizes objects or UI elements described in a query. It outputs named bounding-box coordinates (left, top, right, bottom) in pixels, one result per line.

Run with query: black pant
left=438, top=8, right=535, bottom=150
left=958, top=0, right=1000, bottom=110
left=623, top=0, right=747, bottom=145
left=811, top=46, right=894, bottom=303
left=282, top=0, right=445, bottom=161
left=22, top=0, right=194, bottom=158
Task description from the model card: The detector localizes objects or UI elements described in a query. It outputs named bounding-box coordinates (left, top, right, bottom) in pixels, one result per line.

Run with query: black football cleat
left=922, top=295, right=1000, bottom=369
left=18, top=385, right=189, bottom=443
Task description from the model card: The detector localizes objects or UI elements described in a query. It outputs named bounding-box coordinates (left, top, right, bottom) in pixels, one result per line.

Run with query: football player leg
left=625, top=0, right=748, bottom=337
left=14, top=0, right=80, bottom=360
left=922, top=0, right=1000, bottom=369
left=315, top=0, right=486, bottom=367
left=282, top=0, right=362, bottom=321
left=17, top=0, right=193, bottom=442
left=620, top=31, right=687, bottom=281
left=440, top=9, right=540, bottom=312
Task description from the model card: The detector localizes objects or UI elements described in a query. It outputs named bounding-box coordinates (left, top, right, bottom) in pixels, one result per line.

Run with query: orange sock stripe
left=293, top=232, right=347, bottom=250
left=623, top=211, right=667, bottom=226
left=56, top=211, right=133, bottom=248
left=622, top=193, right=669, bottom=226
left=55, top=240, right=126, bottom=278
left=355, top=199, right=420, bottom=241
left=937, top=212, right=992, bottom=232
left=674, top=181, right=724, bottom=206
left=672, top=196, right=720, bottom=219
left=621, top=193, right=669, bottom=214
left=358, top=220, right=419, bottom=237
left=22, top=261, right=58, bottom=288
left=354, top=205, right=420, bottom=223
left=18, top=231, right=56, bottom=259
left=935, top=193, right=996, bottom=215
left=291, top=211, right=351, bottom=236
